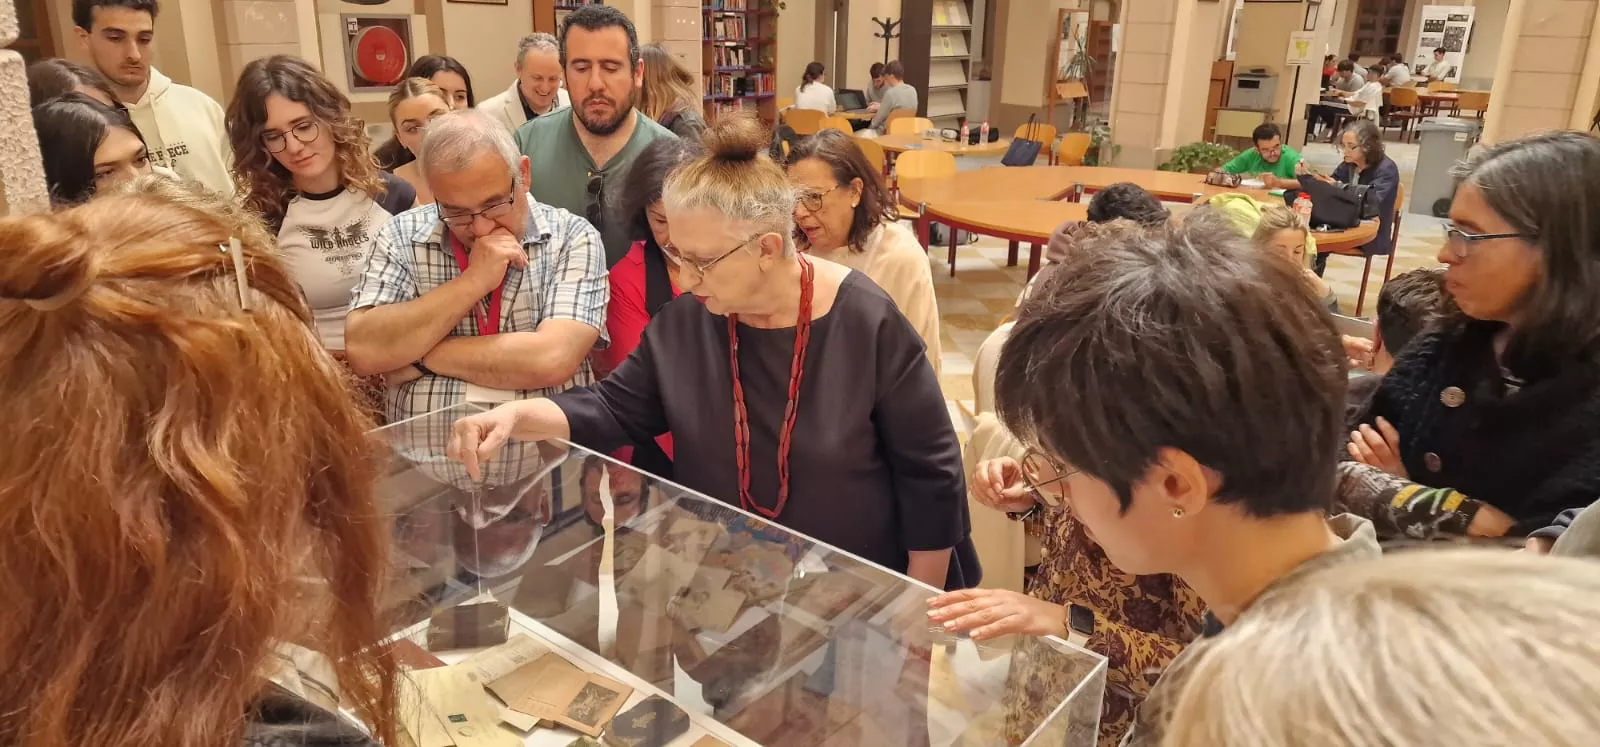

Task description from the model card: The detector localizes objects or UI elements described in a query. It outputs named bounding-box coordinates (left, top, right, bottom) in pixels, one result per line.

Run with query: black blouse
left=551, top=272, right=976, bottom=587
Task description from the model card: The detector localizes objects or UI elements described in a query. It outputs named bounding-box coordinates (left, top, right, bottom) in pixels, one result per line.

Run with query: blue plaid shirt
left=351, top=195, right=609, bottom=429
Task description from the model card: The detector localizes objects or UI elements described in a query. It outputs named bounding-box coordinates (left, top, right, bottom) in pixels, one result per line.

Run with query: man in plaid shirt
left=346, top=109, right=608, bottom=429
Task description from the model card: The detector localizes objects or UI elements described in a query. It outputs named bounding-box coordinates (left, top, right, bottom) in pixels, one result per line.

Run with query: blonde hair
left=662, top=113, right=796, bottom=254
left=1252, top=202, right=1308, bottom=245
left=387, top=76, right=448, bottom=124
left=1156, top=549, right=1600, bottom=747
left=639, top=43, right=699, bottom=123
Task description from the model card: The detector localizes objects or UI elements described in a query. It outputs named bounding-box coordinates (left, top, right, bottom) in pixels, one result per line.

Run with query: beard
left=574, top=88, right=635, bottom=136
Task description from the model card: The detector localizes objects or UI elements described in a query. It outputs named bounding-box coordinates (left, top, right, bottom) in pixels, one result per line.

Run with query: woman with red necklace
left=449, top=114, right=973, bottom=590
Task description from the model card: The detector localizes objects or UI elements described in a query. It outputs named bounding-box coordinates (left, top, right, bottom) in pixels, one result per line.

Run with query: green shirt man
left=514, top=107, right=676, bottom=267
left=1220, top=124, right=1302, bottom=190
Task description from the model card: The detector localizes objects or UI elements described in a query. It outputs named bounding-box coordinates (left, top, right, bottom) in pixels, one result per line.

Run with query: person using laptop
left=865, top=62, right=887, bottom=104
left=866, top=60, right=918, bottom=134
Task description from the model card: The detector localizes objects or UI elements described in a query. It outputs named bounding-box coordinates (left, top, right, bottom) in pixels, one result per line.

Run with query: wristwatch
left=414, top=359, right=439, bottom=377
left=1064, top=603, right=1095, bottom=647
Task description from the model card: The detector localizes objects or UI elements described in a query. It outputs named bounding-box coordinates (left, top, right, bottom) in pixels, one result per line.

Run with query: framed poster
left=1411, top=5, right=1473, bottom=83
left=342, top=14, right=413, bottom=93
left=1304, top=2, right=1320, bottom=31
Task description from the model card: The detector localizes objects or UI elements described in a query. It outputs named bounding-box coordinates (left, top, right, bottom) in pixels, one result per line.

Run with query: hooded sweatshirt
left=127, top=68, right=235, bottom=197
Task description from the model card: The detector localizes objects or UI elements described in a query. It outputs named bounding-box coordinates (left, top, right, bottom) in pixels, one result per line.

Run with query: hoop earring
left=1172, top=507, right=1186, bottom=519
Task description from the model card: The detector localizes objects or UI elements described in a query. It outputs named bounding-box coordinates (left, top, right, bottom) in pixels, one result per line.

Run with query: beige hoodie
left=127, top=68, right=234, bottom=197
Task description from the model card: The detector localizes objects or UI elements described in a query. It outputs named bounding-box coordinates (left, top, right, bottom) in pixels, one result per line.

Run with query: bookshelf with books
left=701, top=0, right=779, bottom=126
left=901, top=0, right=975, bottom=125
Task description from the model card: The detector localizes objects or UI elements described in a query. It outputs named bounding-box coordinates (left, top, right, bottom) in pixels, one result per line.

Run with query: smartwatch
left=1007, top=503, right=1042, bottom=522
left=1064, top=603, right=1095, bottom=647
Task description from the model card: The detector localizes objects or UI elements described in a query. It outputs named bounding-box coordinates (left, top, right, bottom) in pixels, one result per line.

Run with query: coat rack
left=871, top=16, right=901, bottom=65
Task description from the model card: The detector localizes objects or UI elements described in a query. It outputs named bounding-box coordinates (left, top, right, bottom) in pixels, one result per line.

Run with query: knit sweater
left=1341, top=320, right=1600, bottom=538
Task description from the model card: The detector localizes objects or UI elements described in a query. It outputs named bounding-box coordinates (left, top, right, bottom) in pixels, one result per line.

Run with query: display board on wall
left=1411, top=5, right=1473, bottom=83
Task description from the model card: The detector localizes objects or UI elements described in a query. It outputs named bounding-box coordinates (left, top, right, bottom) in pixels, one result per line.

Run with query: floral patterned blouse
left=1009, top=506, right=1206, bottom=745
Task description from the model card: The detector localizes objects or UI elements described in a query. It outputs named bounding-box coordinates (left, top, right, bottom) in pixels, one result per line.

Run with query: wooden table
left=839, top=109, right=875, bottom=121
left=863, top=133, right=1014, bottom=156
left=896, top=165, right=1381, bottom=277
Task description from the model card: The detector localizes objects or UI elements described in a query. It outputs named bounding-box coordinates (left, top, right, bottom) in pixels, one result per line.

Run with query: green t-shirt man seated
left=1220, top=123, right=1302, bottom=190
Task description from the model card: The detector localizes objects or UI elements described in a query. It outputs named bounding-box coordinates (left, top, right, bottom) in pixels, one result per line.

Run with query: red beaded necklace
left=727, top=254, right=815, bottom=519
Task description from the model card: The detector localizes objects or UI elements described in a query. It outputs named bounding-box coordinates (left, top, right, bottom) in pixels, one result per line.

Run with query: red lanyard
left=448, top=234, right=505, bottom=336
left=727, top=254, right=815, bottom=519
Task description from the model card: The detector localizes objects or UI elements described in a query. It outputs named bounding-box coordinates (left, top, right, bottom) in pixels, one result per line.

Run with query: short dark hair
left=559, top=4, right=641, bottom=69
left=1336, top=60, right=1355, bottom=73
left=1450, top=131, right=1600, bottom=374
left=1346, top=51, right=1361, bottom=62
left=884, top=60, right=905, bottom=79
left=1342, top=118, right=1385, bottom=168
left=72, top=0, right=157, bottom=30
left=1086, top=182, right=1169, bottom=227
left=407, top=55, right=475, bottom=107
left=27, top=58, right=119, bottom=108
left=870, top=62, right=886, bottom=78
left=1323, top=54, right=1335, bottom=62
left=1376, top=268, right=1447, bottom=356
left=1434, top=47, right=1447, bottom=55
left=618, top=136, right=700, bottom=243
left=1251, top=123, right=1282, bottom=146
left=33, top=92, right=146, bottom=205
left=996, top=212, right=1346, bottom=516
left=788, top=129, right=898, bottom=253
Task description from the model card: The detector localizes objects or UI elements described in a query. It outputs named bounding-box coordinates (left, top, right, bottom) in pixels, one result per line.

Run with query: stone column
left=1109, top=0, right=1228, bottom=168
left=1482, top=0, right=1600, bottom=142
left=0, top=0, right=49, bottom=215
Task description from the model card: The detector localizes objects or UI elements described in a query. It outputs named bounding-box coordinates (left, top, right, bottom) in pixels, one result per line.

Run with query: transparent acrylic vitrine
left=375, top=404, right=1106, bottom=747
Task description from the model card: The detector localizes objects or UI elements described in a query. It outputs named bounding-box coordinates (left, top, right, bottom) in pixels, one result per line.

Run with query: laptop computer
left=835, top=89, right=868, bottom=112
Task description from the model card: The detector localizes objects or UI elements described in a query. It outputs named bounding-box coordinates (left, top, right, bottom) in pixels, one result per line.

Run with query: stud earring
left=1172, top=507, right=1186, bottom=518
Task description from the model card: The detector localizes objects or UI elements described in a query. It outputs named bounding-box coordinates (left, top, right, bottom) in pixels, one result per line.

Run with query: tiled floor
left=928, top=142, right=1442, bottom=429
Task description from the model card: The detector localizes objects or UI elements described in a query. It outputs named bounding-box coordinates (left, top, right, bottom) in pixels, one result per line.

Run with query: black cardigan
left=1351, top=320, right=1600, bottom=534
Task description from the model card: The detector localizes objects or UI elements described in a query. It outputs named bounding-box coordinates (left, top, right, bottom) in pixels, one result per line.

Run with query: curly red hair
left=0, top=191, right=397, bottom=746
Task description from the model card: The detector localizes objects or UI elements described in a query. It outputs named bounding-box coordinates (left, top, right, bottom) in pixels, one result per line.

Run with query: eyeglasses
left=663, top=232, right=766, bottom=276
left=440, top=196, right=516, bottom=227
left=261, top=119, right=321, bottom=154
left=585, top=173, right=605, bottom=229
left=796, top=184, right=840, bottom=213
left=1019, top=449, right=1077, bottom=508
left=1441, top=221, right=1536, bottom=258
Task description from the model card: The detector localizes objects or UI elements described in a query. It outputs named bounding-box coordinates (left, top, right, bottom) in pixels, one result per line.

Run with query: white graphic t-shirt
left=276, top=177, right=412, bottom=349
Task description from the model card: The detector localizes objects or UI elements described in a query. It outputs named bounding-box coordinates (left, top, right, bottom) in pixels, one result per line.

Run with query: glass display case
left=376, top=404, right=1106, bottom=747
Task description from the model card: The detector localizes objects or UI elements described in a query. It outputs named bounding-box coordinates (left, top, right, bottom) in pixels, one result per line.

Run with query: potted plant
left=1158, top=142, right=1239, bottom=174
left=1083, top=116, right=1118, bottom=166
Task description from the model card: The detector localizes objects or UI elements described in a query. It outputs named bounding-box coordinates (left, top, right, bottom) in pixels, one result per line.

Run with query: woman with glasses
left=385, top=77, right=452, bottom=205
left=1296, top=118, right=1399, bottom=275
left=449, top=114, right=975, bottom=590
left=34, top=92, right=154, bottom=205
left=787, top=129, right=940, bottom=372
left=929, top=214, right=1377, bottom=746
left=227, top=55, right=415, bottom=355
left=1343, top=131, right=1600, bottom=550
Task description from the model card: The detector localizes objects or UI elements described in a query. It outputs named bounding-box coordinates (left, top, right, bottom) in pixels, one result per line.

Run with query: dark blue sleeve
left=377, top=171, right=417, bottom=215
left=1363, top=159, right=1401, bottom=256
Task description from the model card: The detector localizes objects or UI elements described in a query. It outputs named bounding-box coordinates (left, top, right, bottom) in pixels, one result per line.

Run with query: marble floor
left=928, top=141, right=1442, bottom=430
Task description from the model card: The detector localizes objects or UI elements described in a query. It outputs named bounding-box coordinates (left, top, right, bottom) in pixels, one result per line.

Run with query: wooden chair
left=1453, top=90, right=1490, bottom=119
left=894, top=150, right=959, bottom=271
left=782, top=108, right=825, bottom=136
left=1426, top=80, right=1458, bottom=93
left=1056, top=132, right=1092, bottom=166
left=1325, top=184, right=1404, bottom=315
left=819, top=115, right=853, bottom=134
left=855, top=137, right=888, bottom=175
left=887, top=115, right=935, bottom=136
left=1383, top=86, right=1424, bottom=142
left=1012, top=122, right=1058, bottom=164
